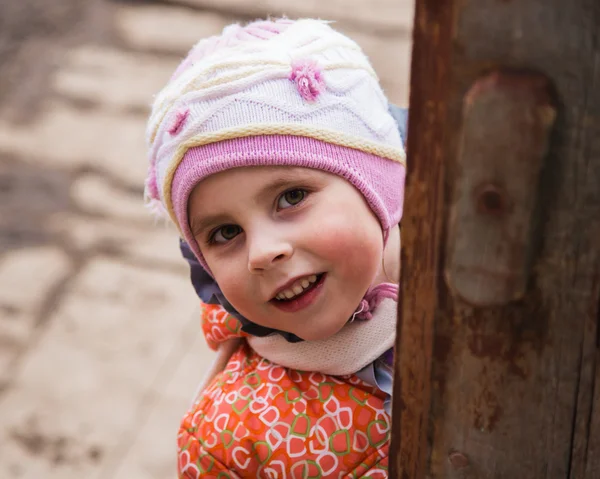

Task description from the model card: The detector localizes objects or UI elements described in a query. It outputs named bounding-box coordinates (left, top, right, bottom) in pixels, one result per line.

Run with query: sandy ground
left=0, top=0, right=413, bottom=477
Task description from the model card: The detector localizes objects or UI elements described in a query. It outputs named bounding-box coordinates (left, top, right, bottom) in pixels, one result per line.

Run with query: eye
left=277, top=189, right=306, bottom=209
left=211, top=224, right=242, bottom=244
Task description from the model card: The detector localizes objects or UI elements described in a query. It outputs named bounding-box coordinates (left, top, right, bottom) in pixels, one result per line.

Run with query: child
left=145, top=18, right=406, bottom=478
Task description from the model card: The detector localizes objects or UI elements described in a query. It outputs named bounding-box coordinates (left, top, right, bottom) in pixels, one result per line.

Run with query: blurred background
left=0, top=0, right=413, bottom=477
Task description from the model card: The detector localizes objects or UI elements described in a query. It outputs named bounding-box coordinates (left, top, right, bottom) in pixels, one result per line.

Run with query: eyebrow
left=189, top=213, right=230, bottom=238
left=189, top=168, right=319, bottom=237
left=255, top=169, right=310, bottom=204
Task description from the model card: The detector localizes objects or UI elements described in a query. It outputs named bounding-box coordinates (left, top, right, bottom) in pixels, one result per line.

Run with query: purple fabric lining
left=382, top=348, right=394, bottom=367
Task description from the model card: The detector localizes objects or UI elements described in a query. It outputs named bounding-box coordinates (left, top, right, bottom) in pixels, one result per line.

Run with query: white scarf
left=247, top=298, right=397, bottom=375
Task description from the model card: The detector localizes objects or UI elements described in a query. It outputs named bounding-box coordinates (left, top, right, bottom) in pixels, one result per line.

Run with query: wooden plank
left=584, top=351, right=600, bottom=478
left=392, top=0, right=600, bottom=477
left=389, top=0, right=456, bottom=477
left=570, top=274, right=600, bottom=478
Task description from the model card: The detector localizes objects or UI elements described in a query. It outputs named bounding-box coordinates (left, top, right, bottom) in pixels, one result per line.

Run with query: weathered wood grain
left=392, top=0, right=600, bottom=477
left=389, top=0, right=455, bottom=477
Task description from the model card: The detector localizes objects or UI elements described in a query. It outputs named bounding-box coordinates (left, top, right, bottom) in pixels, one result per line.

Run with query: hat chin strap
left=351, top=283, right=398, bottom=322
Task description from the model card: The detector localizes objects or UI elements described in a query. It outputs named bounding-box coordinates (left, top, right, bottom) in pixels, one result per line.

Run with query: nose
left=247, top=229, right=293, bottom=274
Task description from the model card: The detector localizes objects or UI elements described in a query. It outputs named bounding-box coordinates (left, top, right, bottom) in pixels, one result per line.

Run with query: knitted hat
left=145, top=18, right=406, bottom=271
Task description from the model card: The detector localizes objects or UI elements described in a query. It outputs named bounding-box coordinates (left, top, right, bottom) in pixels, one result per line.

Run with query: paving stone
left=53, top=45, right=179, bottom=112
left=47, top=212, right=185, bottom=268
left=115, top=2, right=412, bottom=104
left=115, top=4, right=230, bottom=53
left=0, top=259, right=210, bottom=479
left=0, top=247, right=72, bottom=386
left=0, top=99, right=147, bottom=186
left=126, top=223, right=185, bottom=268
left=0, top=44, right=181, bottom=186
left=70, top=173, right=148, bottom=223
left=168, top=0, right=414, bottom=32
left=107, top=332, right=210, bottom=479
left=0, top=1, right=416, bottom=477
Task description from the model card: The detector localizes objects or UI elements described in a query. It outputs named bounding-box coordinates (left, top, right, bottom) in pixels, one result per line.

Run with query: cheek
left=205, top=256, right=249, bottom=305
left=308, top=213, right=383, bottom=278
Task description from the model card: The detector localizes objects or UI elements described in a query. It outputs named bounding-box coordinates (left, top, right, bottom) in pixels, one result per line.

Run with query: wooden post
left=390, top=0, right=600, bottom=477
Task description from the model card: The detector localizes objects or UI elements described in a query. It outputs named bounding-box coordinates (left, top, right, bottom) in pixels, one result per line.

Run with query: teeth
left=275, top=274, right=320, bottom=301
left=292, top=285, right=303, bottom=295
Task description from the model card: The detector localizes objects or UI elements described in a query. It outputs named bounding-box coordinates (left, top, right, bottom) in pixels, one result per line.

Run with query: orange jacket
left=177, top=303, right=391, bottom=478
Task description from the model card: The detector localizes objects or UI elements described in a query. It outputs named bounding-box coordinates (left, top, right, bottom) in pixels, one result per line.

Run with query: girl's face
left=188, top=166, right=384, bottom=341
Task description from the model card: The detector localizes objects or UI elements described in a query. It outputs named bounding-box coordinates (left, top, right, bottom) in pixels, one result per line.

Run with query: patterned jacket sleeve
left=200, top=302, right=247, bottom=351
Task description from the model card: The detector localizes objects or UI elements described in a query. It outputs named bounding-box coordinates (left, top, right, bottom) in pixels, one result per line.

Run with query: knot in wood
left=448, top=451, right=470, bottom=469
left=474, top=184, right=510, bottom=217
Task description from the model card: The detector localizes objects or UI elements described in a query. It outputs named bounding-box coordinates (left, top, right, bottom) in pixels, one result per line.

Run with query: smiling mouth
left=271, top=273, right=325, bottom=303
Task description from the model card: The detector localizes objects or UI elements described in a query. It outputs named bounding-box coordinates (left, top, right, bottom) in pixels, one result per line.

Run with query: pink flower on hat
left=145, top=163, right=160, bottom=200
left=168, top=108, right=189, bottom=135
left=289, top=58, right=324, bottom=102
